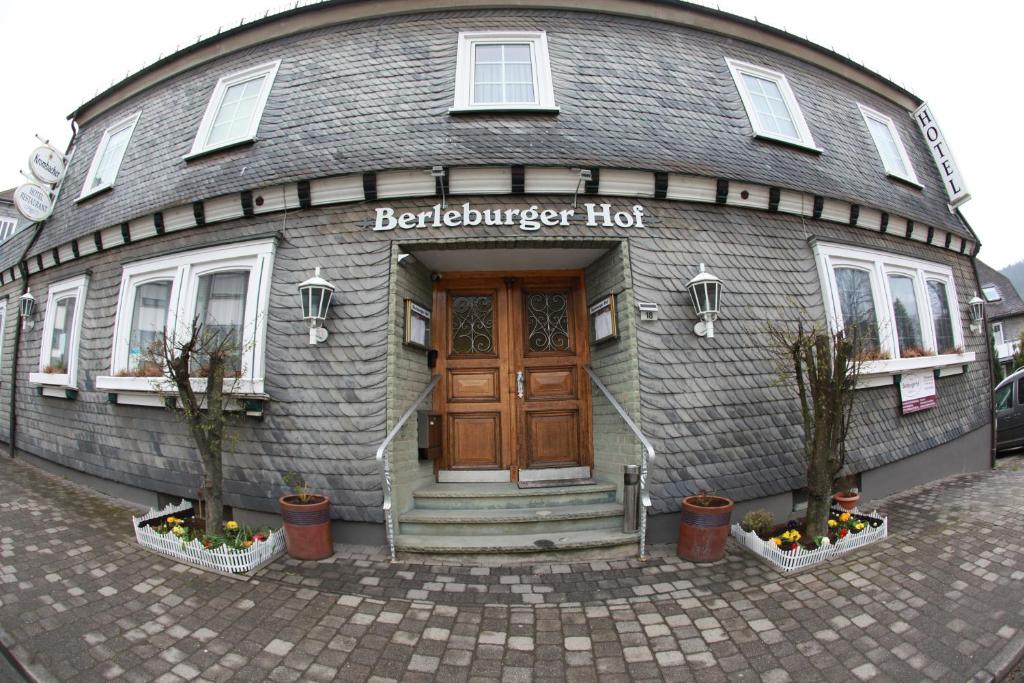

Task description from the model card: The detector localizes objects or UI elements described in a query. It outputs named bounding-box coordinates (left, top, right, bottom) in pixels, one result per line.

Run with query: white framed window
left=96, top=239, right=275, bottom=396
left=726, top=59, right=817, bottom=150
left=0, top=217, right=17, bottom=242
left=78, top=112, right=141, bottom=199
left=982, top=285, right=1001, bottom=302
left=858, top=104, right=919, bottom=185
left=451, top=32, right=557, bottom=112
left=814, top=243, right=973, bottom=378
left=29, top=275, right=89, bottom=388
left=187, top=61, right=281, bottom=157
left=993, top=322, right=1005, bottom=346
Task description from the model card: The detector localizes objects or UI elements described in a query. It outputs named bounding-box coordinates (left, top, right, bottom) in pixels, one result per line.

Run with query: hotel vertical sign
left=913, top=103, right=970, bottom=209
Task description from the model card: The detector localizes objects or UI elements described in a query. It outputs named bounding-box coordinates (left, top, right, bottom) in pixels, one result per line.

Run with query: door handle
left=516, top=371, right=525, bottom=399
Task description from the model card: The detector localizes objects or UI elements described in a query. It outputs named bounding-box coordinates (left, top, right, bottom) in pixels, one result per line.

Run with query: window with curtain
left=473, top=43, right=536, bottom=105
left=47, top=296, right=78, bottom=372
left=927, top=280, right=956, bottom=354
left=887, top=275, right=923, bottom=355
left=452, top=32, right=556, bottom=111
left=127, top=280, right=173, bottom=371
left=834, top=267, right=880, bottom=352
left=194, top=271, right=249, bottom=375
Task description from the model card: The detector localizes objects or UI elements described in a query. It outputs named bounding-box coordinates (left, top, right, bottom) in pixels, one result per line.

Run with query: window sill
left=857, top=352, right=976, bottom=388
left=752, top=133, right=823, bottom=155
left=95, top=375, right=265, bottom=395
left=449, top=105, right=560, bottom=115
left=75, top=185, right=114, bottom=204
left=29, top=372, right=75, bottom=388
left=183, top=138, right=257, bottom=163
left=886, top=173, right=924, bottom=190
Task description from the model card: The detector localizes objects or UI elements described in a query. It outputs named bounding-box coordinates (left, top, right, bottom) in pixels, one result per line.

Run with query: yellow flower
left=225, top=521, right=239, bottom=531
left=241, top=540, right=253, bottom=549
left=839, top=513, right=851, bottom=522
left=171, top=525, right=186, bottom=537
left=854, top=522, right=865, bottom=531
left=789, top=530, right=801, bottom=541
left=771, top=537, right=782, bottom=546
left=828, top=519, right=838, bottom=528
left=166, top=517, right=178, bottom=525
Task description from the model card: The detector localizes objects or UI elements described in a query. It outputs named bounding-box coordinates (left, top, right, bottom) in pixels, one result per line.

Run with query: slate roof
left=34, top=6, right=971, bottom=261
left=977, top=260, right=1024, bottom=321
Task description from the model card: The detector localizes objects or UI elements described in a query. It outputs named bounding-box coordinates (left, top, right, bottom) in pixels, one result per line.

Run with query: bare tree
left=144, top=317, right=241, bottom=535
left=769, top=319, right=863, bottom=541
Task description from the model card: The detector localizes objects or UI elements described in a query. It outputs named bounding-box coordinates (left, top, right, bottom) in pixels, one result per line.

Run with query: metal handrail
left=376, top=374, right=441, bottom=562
left=584, top=364, right=656, bottom=559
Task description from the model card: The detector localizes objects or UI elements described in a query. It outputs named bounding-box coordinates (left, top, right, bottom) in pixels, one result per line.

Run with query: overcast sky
left=1, top=1, right=1020, bottom=268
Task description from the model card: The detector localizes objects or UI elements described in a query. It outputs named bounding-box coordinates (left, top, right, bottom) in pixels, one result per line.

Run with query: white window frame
left=857, top=104, right=919, bottom=185
left=96, top=239, right=275, bottom=397
left=29, top=275, right=89, bottom=389
left=187, top=60, right=281, bottom=158
left=451, top=31, right=558, bottom=113
left=992, top=322, right=1005, bottom=346
left=726, top=58, right=818, bottom=151
left=0, top=216, right=17, bottom=242
left=78, top=112, right=141, bottom=200
left=813, top=243, right=974, bottom=382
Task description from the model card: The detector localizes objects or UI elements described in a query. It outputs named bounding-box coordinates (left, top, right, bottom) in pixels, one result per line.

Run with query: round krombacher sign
left=13, top=183, right=54, bottom=222
left=27, top=145, right=65, bottom=185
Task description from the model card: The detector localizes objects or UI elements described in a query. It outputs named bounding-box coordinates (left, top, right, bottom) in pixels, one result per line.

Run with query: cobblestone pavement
left=1, top=457, right=1024, bottom=682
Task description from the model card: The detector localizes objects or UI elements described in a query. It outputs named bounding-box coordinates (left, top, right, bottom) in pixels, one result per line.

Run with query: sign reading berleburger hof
left=914, top=103, right=970, bottom=208
left=13, top=183, right=54, bottom=222
left=27, top=145, right=66, bottom=185
left=900, top=369, right=937, bottom=415
left=373, top=202, right=647, bottom=232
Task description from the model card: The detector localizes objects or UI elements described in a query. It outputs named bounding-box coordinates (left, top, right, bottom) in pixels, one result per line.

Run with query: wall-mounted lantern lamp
left=968, top=294, right=985, bottom=334
left=298, top=267, right=336, bottom=345
left=685, top=263, right=722, bottom=338
left=19, top=288, right=35, bottom=330
left=573, top=168, right=593, bottom=208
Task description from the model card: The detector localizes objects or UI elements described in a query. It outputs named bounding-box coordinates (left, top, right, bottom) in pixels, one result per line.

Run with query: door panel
left=524, top=410, right=580, bottom=466
left=433, top=272, right=591, bottom=478
left=448, top=413, right=502, bottom=469
left=525, top=367, right=576, bottom=400
left=448, top=368, right=500, bottom=402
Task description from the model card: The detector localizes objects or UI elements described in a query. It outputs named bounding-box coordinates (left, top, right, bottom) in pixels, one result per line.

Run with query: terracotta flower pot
left=677, top=494, right=734, bottom=562
left=279, top=494, right=333, bottom=560
left=833, top=491, right=860, bottom=511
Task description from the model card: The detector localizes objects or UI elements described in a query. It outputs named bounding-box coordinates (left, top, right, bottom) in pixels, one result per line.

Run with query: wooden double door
left=432, top=272, right=592, bottom=479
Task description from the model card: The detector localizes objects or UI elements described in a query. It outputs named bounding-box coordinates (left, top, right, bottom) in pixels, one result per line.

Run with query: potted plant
left=677, top=490, right=734, bottom=562
left=832, top=488, right=860, bottom=511
left=279, top=472, right=333, bottom=560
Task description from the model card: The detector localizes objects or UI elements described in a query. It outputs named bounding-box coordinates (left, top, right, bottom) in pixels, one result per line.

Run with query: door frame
left=432, top=270, right=593, bottom=480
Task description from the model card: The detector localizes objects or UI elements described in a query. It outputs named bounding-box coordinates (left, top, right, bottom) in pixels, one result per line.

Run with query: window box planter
left=731, top=509, right=887, bottom=572
left=132, top=500, right=285, bottom=575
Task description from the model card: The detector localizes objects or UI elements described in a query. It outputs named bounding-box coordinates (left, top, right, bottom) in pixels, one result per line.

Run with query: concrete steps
left=396, top=529, right=639, bottom=554
left=396, top=481, right=636, bottom=554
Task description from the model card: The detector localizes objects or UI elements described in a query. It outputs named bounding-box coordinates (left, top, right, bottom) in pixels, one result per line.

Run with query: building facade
left=0, top=0, right=992, bottom=554
left=977, top=260, right=1024, bottom=376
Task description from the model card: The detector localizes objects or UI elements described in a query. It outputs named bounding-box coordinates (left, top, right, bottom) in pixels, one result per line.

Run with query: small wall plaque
left=636, top=302, right=658, bottom=322
left=404, top=300, right=431, bottom=349
left=589, top=295, right=618, bottom=344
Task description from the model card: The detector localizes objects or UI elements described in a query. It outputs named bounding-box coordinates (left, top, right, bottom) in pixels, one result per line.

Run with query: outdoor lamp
left=298, top=266, right=336, bottom=345
left=968, top=294, right=985, bottom=333
left=19, top=289, right=35, bottom=330
left=686, top=263, right=722, bottom=339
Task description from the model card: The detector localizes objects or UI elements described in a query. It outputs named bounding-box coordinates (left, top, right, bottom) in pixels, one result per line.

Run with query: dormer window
left=858, top=104, right=919, bottom=185
left=187, top=60, right=281, bottom=157
left=726, top=59, right=817, bottom=151
left=451, top=32, right=557, bottom=112
left=982, top=285, right=1001, bottom=302
left=78, top=112, right=141, bottom=199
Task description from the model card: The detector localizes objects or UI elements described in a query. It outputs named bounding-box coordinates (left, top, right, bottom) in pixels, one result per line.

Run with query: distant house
left=978, top=260, right=1024, bottom=375
left=0, top=188, right=27, bottom=244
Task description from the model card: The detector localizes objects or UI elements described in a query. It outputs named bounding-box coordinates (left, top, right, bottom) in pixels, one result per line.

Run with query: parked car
left=995, top=367, right=1024, bottom=453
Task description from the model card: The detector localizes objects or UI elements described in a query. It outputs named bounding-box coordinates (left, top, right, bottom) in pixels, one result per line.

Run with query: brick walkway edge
left=1, top=456, right=1023, bottom=682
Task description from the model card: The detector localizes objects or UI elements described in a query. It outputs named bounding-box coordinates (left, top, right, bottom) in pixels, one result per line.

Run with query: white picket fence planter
left=133, top=500, right=285, bottom=575
left=731, top=510, right=888, bottom=572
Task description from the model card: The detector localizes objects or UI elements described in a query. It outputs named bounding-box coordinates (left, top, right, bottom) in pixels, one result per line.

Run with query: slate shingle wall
left=5, top=195, right=989, bottom=522
left=36, top=7, right=969, bottom=262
